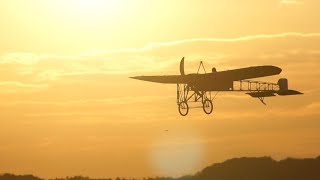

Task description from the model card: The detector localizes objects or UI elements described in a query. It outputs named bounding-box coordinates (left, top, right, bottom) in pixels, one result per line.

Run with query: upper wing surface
left=130, top=75, right=187, bottom=84
left=130, top=66, right=282, bottom=84
left=215, top=66, right=282, bottom=81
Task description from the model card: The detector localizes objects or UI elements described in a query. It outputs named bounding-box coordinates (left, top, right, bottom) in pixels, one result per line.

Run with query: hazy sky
left=0, top=0, right=320, bottom=179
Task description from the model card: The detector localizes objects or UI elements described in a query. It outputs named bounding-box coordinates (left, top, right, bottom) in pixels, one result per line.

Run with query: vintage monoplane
left=131, top=57, right=302, bottom=116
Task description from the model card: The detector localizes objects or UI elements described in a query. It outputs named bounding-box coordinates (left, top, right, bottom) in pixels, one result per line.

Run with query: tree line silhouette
left=1, top=156, right=319, bottom=180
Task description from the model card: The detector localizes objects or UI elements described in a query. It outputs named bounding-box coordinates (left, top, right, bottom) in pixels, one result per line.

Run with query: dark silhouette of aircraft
left=131, top=57, right=302, bottom=116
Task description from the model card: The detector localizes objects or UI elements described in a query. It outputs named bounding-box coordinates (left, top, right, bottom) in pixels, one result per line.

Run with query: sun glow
left=43, top=0, right=130, bottom=25
left=63, top=0, right=124, bottom=14
left=150, top=134, right=203, bottom=176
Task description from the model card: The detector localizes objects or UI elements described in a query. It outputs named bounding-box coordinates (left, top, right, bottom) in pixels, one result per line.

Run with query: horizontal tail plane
left=247, top=78, right=303, bottom=98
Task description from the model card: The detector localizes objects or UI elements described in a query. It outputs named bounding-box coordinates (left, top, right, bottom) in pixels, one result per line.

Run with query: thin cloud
left=0, top=81, right=48, bottom=89
left=63, top=32, right=320, bottom=56
left=1, top=32, right=319, bottom=65
left=143, top=32, right=319, bottom=49
left=280, top=0, right=301, bottom=5
left=6, top=95, right=175, bottom=106
left=0, top=32, right=318, bottom=89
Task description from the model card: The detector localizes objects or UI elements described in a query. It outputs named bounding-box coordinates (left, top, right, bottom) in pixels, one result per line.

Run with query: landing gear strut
left=177, top=84, right=214, bottom=116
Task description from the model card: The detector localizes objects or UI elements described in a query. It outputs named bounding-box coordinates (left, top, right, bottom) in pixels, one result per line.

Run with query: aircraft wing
left=214, top=66, right=282, bottom=81
left=130, top=65, right=282, bottom=84
left=130, top=75, right=188, bottom=84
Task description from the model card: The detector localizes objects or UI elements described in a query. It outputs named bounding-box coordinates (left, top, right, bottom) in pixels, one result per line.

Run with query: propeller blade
left=180, top=57, right=185, bottom=75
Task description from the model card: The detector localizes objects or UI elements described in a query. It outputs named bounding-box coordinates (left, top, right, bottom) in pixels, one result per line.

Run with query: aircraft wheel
left=178, top=101, right=189, bottom=116
left=203, top=99, right=213, bottom=114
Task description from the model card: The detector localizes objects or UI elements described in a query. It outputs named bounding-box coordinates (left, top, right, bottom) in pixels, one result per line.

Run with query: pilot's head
left=212, top=67, right=217, bottom=73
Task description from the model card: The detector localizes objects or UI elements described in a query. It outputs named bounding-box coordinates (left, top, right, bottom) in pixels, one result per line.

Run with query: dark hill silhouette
left=1, top=156, right=320, bottom=180
left=192, top=156, right=320, bottom=180
left=0, top=173, right=43, bottom=180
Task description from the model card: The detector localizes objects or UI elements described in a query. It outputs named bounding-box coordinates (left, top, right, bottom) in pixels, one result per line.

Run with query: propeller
left=180, top=57, right=185, bottom=75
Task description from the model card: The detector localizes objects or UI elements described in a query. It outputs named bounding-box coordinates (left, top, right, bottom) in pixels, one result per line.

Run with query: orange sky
left=0, top=0, right=320, bottom=179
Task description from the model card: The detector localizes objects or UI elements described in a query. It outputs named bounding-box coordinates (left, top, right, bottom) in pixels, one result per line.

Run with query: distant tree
left=68, top=176, right=89, bottom=180
left=0, top=173, right=43, bottom=180
left=1, top=156, right=320, bottom=180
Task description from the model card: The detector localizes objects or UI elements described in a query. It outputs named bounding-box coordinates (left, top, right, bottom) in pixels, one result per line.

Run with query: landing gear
left=178, top=101, right=189, bottom=116
left=177, top=84, right=215, bottom=116
left=203, top=99, right=213, bottom=114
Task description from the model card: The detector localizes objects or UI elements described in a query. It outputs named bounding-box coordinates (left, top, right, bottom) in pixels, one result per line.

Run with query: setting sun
left=60, top=0, right=125, bottom=15
left=42, top=0, right=131, bottom=26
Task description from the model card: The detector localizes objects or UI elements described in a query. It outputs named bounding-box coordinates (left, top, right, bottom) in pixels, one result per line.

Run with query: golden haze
left=0, top=0, right=320, bottom=179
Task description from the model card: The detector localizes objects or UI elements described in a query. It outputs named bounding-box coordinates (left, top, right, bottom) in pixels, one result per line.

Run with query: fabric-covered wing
left=130, top=66, right=282, bottom=84
left=130, top=75, right=188, bottom=84
left=214, top=66, right=282, bottom=81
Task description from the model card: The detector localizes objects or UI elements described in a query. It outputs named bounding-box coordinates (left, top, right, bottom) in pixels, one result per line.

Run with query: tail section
left=276, top=78, right=303, bottom=96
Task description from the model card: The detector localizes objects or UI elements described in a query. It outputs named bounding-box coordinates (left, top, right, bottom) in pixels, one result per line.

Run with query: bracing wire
left=197, top=61, right=207, bottom=74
